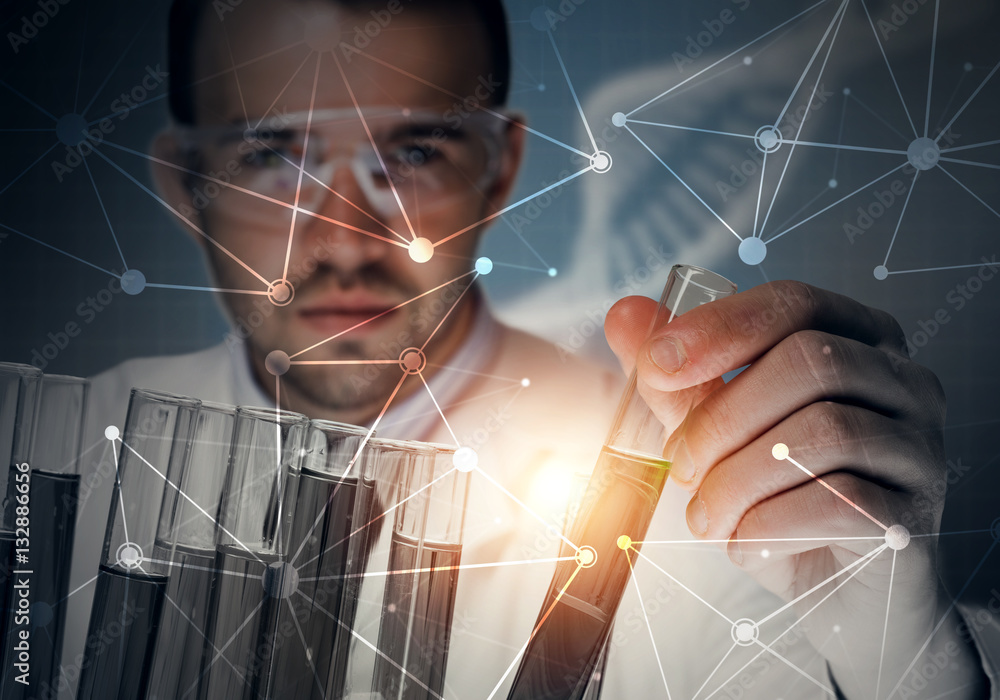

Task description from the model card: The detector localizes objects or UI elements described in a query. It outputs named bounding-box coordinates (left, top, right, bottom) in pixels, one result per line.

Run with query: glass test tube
left=77, top=389, right=201, bottom=700
left=373, top=441, right=470, bottom=700
left=271, top=419, right=375, bottom=699
left=0, top=363, right=41, bottom=687
left=197, top=406, right=308, bottom=700
left=147, top=401, right=237, bottom=700
left=508, top=264, right=738, bottom=700
left=0, top=374, right=89, bottom=700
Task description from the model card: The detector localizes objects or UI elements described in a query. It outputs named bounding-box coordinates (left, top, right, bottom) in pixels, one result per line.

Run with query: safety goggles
left=174, top=107, right=509, bottom=221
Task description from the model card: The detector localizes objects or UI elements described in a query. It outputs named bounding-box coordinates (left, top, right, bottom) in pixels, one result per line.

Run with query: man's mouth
left=296, top=293, right=404, bottom=337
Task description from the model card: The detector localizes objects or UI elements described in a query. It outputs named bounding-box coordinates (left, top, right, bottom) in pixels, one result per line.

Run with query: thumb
left=604, top=296, right=659, bottom=376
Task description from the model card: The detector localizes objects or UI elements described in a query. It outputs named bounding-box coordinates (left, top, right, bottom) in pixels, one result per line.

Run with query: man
left=63, top=0, right=994, bottom=697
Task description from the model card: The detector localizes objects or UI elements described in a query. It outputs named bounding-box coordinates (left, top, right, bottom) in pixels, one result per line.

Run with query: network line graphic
left=615, top=0, right=999, bottom=278
left=4, top=1, right=1000, bottom=699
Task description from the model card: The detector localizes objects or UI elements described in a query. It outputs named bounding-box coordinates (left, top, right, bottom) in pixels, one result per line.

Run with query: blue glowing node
left=121, top=269, right=146, bottom=295
left=874, top=265, right=889, bottom=281
left=738, top=237, right=767, bottom=266
left=547, top=267, right=558, bottom=277
left=907, top=137, right=940, bottom=171
left=56, top=114, right=89, bottom=147
left=475, top=257, right=494, bottom=275
left=828, top=179, right=838, bottom=189
left=530, top=6, right=554, bottom=31
left=537, top=84, right=546, bottom=92
left=611, top=112, right=627, bottom=127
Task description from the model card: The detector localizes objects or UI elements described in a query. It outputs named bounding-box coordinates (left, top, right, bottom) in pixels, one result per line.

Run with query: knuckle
left=803, top=402, right=855, bottom=460
left=788, top=330, right=843, bottom=391
left=772, top=280, right=820, bottom=322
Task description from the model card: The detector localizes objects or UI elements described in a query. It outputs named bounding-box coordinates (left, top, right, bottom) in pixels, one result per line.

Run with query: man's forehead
left=189, top=0, right=492, bottom=124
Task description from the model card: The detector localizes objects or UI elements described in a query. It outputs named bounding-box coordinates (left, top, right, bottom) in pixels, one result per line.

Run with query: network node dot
left=520, top=378, right=531, bottom=387
left=611, top=112, right=627, bottom=127
left=398, top=347, right=426, bottom=375
left=616, top=535, right=632, bottom=550
left=843, top=87, right=851, bottom=96
left=121, top=269, right=146, bottom=296
left=453, top=446, right=478, bottom=473
left=907, top=137, right=940, bottom=171
left=833, top=624, right=842, bottom=633
left=475, top=257, right=494, bottom=275
left=743, top=56, right=753, bottom=66
left=263, top=561, right=299, bottom=599
left=991, top=517, right=1000, bottom=542
left=105, top=425, right=120, bottom=441
left=575, top=546, right=598, bottom=568
left=530, top=6, right=553, bottom=31
left=265, top=350, right=291, bottom=376
left=738, top=237, right=767, bottom=266
left=761, top=549, right=770, bottom=559
left=537, top=84, right=546, bottom=92
left=754, top=125, right=782, bottom=154
left=408, top=237, right=434, bottom=263
left=267, top=279, right=295, bottom=306
left=30, top=602, right=54, bottom=628
left=885, top=524, right=910, bottom=551
left=828, top=178, right=838, bottom=189
left=772, top=443, right=789, bottom=460
left=387, top=603, right=396, bottom=613
left=590, top=151, right=613, bottom=174
left=547, top=267, right=558, bottom=277
left=116, top=543, right=143, bottom=570
left=732, top=618, right=759, bottom=646
left=56, top=113, right=89, bottom=147
left=874, top=265, right=889, bottom=281
left=964, top=62, right=974, bottom=72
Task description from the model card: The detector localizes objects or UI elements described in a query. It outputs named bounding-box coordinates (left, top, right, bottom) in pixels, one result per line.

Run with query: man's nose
left=297, top=161, right=395, bottom=274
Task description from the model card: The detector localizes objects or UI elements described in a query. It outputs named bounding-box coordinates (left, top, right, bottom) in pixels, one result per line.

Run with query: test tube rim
left=128, top=386, right=202, bottom=409
left=0, top=361, right=43, bottom=379
left=667, top=263, right=738, bottom=296
left=235, top=404, right=309, bottom=426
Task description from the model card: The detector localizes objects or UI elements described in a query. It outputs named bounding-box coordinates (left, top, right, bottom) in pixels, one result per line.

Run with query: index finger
left=636, top=280, right=906, bottom=392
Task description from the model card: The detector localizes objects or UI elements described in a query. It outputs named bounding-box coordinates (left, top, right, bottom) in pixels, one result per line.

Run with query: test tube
left=77, top=388, right=202, bottom=700
left=0, top=363, right=41, bottom=685
left=0, top=374, right=89, bottom=700
left=197, top=406, right=308, bottom=700
left=270, top=419, right=375, bottom=699
left=373, top=441, right=470, bottom=700
left=508, top=264, right=737, bottom=700
left=147, top=401, right=237, bottom=700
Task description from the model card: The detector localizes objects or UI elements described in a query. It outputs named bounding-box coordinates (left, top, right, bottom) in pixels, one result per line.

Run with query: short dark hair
left=167, top=0, right=511, bottom=124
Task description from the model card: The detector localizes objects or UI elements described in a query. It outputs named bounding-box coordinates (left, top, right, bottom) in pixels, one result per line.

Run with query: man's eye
left=389, top=142, right=441, bottom=167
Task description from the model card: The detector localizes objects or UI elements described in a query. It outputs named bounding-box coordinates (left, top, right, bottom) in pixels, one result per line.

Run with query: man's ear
left=485, top=112, right=527, bottom=214
left=149, top=130, right=207, bottom=247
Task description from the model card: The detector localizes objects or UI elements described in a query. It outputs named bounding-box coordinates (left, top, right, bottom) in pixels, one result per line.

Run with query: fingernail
left=687, top=493, right=709, bottom=536
left=650, top=337, right=686, bottom=374
left=728, top=537, right=743, bottom=566
left=669, top=439, right=696, bottom=485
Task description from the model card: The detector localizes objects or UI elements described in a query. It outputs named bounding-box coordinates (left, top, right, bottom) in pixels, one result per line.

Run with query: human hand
left=605, top=280, right=988, bottom=698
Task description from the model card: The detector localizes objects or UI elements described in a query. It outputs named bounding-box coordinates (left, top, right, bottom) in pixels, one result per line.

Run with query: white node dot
left=739, top=237, right=767, bottom=266
left=265, top=350, right=291, bottom=376
left=611, top=112, right=627, bottom=127
left=267, top=279, right=295, bottom=306
left=547, top=268, right=558, bottom=277
left=475, top=257, right=494, bottom=275
left=590, top=151, right=613, bottom=173
left=116, top=543, right=143, bottom=570
left=408, top=237, right=434, bottom=263
left=262, top=561, right=300, bottom=599
left=761, top=549, right=770, bottom=559
left=105, top=425, right=120, bottom=441
left=537, top=83, right=546, bottom=92
left=754, top=125, right=782, bottom=154
left=520, top=378, right=531, bottom=387
left=453, top=446, right=478, bottom=472
left=843, top=87, right=851, bottom=96
left=833, top=624, right=842, bottom=633
left=387, top=603, right=397, bottom=613
left=743, top=56, right=753, bottom=65
left=121, top=269, right=146, bottom=296
left=907, top=137, right=940, bottom=171
left=398, top=347, right=426, bottom=375
left=575, top=546, right=598, bottom=568
left=828, top=178, right=838, bottom=189
left=772, top=443, right=789, bottom=460
left=874, top=265, right=889, bottom=281
left=494, top=516, right=502, bottom=525
left=732, top=618, right=759, bottom=646
left=885, top=524, right=910, bottom=551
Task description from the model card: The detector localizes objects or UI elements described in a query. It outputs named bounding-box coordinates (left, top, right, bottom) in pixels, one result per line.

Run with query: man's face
left=167, top=0, right=520, bottom=420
